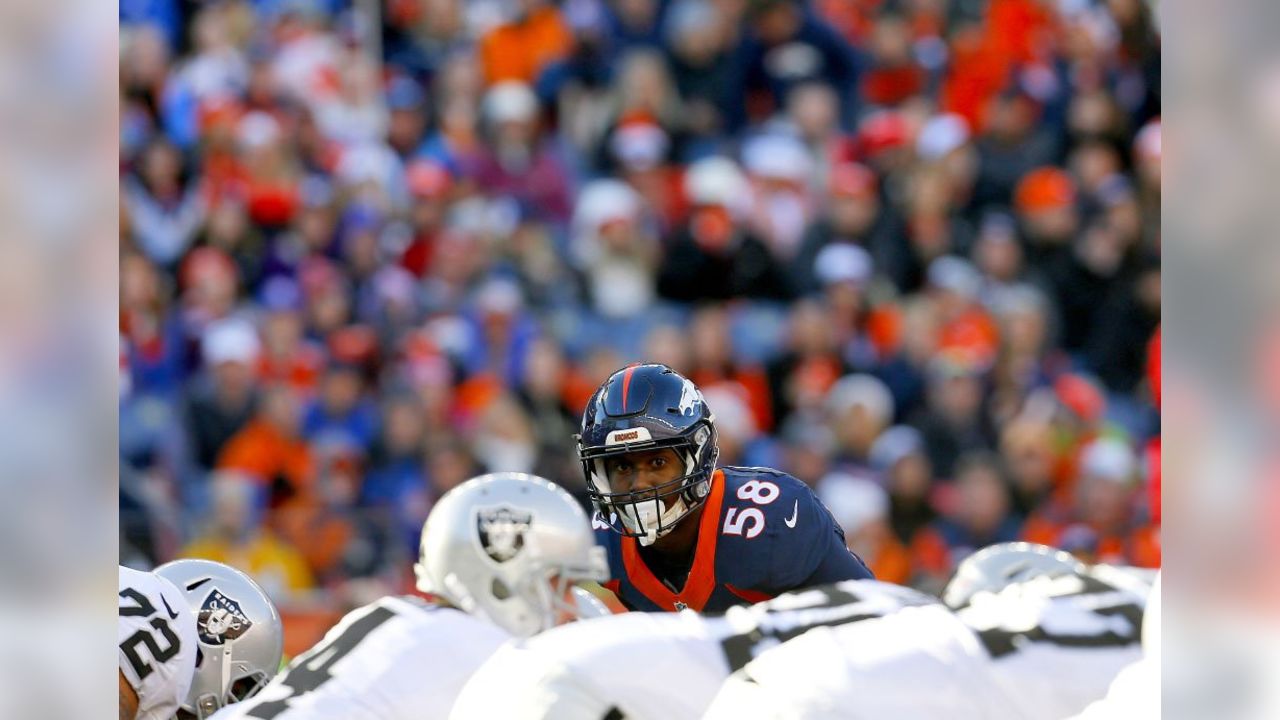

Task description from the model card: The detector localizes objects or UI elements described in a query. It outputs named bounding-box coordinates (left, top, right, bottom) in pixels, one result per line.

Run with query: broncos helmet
left=576, top=364, right=719, bottom=546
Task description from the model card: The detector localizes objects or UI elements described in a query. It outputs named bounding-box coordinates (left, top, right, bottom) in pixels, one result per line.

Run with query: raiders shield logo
left=196, top=589, right=253, bottom=646
left=477, top=506, right=534, bottom=563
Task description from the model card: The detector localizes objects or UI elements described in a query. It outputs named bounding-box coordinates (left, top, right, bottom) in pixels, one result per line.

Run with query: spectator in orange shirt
left=819, top=473, right=912, bottom=585
left=1023, top=436, right=1157, bottom=566
left=479, top=0, right=572, bottom=86
left=217, top=383, right=314, bottom=501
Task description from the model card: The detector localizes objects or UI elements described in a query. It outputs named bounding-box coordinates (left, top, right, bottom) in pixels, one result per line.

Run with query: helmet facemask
left=582, top=422, right=717, bottom=546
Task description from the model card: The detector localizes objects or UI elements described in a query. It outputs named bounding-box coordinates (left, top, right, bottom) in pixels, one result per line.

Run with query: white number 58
left=722, top=507, right=765, bottom=539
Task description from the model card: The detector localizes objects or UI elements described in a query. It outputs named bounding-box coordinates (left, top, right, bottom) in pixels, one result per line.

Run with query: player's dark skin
left=604, top=448, right=703, bottom=557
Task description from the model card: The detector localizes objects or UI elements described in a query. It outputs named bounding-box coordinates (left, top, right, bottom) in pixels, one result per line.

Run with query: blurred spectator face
left=929, top=366, right=984, bottom=427
left=389, top=104, right=427, bottom=155
left=383, top=400, right=424, bottom=457
left=1077, top=221, right=1126, bottom=277
left=1001, top=418, right=1054, bottom=499
left=827, top=375, right=894, bottom=458
left=121, top=25, right=170, bottom=91
left=121, top=253, right=161, bottom=311
left=209, top=472, right=255, bottom=539
left=1077, top=464, right=1137, bottom=530
left=788, top=300, right=835, bottom=356
left=473, top=395, right=537, bottom=473
left=670, top=1, right=725, bottom=65
left=297, top=201, right=337, bottom=253
left=889, top=452, right=933, bottom=502
left=207, top=200, right=251, bottom=254
left=643, top=325, right=691, bottom=373
left=262, top=385, right=302, bottom=438
left=788, top=83, right=839, bottom=144
left=321, top=366, right=363, bottom=416
left=1067, top=90, right=1120, bottom=142
left=618, top=50, right=674, bottom=116
left=955, top=459, right=1010, bottom=533
left=869, top=14, right=913, bottom=65
left=999, top=293, right=1049, bottom=358
left=262, top=309, right=303, bottom=359
left=983, top=94, right=1034, bottom=143
left=690, top=305, right=732, bottom=369
left=1134, top=121, right=1161, bottom=192
left=140, top=140, right=182, bottom=195
left=617, top=0, right=659, bottom=29
left=183, top=249, right=239, bottom=321
left=901, top=299, right=942, bottom=364
left=427, top=445, right=476, bottom=495
left=827, top=164, right=879, bottom=235
left=975, top=228, right=1022, bottom=283
left=522, top=338, right=566, bottom=401
left=753, top=1, right=802, bottom=45
left=1069, top=141, right=1122, bottom=196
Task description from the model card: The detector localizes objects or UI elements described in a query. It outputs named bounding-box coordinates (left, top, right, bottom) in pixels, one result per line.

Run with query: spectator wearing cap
left=363, top=395, right=432, bottom=555
left=687, top=304, right=775, bottom=434
left=606, top=0, right=667, bottom=49
left=812, top=244, right=883, bottom=370
left=182, top=471, right=316, bottom=598
left=302, top=351, right=379, bottom=453
left=459, top=276, right=541, bottom=389
left=818, top=474, right=912, bottom=585
left=859, top=11, right=926, bottom=107
left=515, top=338, right=582, bottom=486
left=1086, top=251, right=1160, bottom=399
left=385, top=75, right=429, bottom=160
left=1000, top=415, right=1058, bottom=517
left=743, top=133, right=818, bottom=263
left=739, top=0, right=863, bottom=130
left=121, top=253, right=188, bottom=396
left=1045, top=217, right=1134, bottom=355
left=198, top=194, right=268, bottom=291
left=910, top=350, right=997, bottom=479
left=657, top=156, right=793, bottom=302
left=605, top=118, right=685, bottom=233
left=927, top=255, right=1001, bottom=370
left=971, top=91, right=1061, bottom=212
left=790, top=162, right=900, bottom=296
left=400, top=159, right=454, bottom=278
left=825, top=373, right=895, bottom=474
left=187, top=318, right=262, bottom=470
left=473, top=81, right=573, bottom=225
left=479, top=0, right=573, bottom=85
left=870, top=425, right=938, bottom=545
left=766, top=299, right=848, bottom=429
left=988, top=286, right=1055, bottom=422
left=256, top=276, right=326, bottom=394
left=664, top=0, right=742, bottom=151
left=571, top=179, right=661, bottom=321
left=597, top=50, right=685, bottom=163
left=1022, top=436, right=1158, bottom=566
left=1014, top=166, right=1079, bottom=261
left=910, top=451, right=1022, bottom=591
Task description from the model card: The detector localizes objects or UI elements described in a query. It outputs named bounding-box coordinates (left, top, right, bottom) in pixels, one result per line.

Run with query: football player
left=211, top=472, right=611, bottom=720
left=702, top=542, right=1155, bottom=720
left=578, top=363, right=872, bottom=612
left=119, top=565, right=199, bottom=720
left=153, top=559, right=284, bottom=719
left=449, top=578, right=937, bottom=720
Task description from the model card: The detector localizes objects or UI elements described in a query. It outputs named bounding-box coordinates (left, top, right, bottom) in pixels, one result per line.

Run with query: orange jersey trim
left=621, top=470, right=726, bottom=611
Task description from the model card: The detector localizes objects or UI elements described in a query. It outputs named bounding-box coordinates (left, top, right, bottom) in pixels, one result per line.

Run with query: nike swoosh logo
left=784, top=500, right=799, bottom=528
left=161, top=595, right=180, bottom=620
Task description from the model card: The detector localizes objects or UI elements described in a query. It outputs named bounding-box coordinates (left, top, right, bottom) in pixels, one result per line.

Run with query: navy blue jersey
left=594, top=466, right=874, bottom=612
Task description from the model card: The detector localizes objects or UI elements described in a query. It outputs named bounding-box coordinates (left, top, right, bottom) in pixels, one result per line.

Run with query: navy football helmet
left=577, top=364, right=720, bottom=545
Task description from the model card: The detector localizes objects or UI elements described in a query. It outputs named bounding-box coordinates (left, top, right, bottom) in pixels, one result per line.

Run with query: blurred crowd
left=119, top=0, right=1161, bottom=609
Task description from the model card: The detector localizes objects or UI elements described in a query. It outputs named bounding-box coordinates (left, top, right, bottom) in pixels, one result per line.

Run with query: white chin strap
left=631, top=495, right=689, bottom=546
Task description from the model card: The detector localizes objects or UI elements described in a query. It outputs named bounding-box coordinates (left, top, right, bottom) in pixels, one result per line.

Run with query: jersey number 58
left=722, top=480, right=780, bottom=539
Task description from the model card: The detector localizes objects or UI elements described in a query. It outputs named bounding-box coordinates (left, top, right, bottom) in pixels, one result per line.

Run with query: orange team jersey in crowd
left=217, top=419, right=315, bottom=493
left=863, top=535, right=913, bottom=586
left=479, top=6, right=572, bottom=85
left=1021, top=515, right=1161, bottom=568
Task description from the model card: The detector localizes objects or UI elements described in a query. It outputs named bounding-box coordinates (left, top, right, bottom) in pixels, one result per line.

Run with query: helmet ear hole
left=491, top=578, right=511, bottom=600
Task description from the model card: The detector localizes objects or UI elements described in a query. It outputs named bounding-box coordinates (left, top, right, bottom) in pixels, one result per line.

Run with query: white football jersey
left=702, top=566, right=1153, bottom=720
left=119, top=565, right=199, bottom=720
left=211, top=595, right=510, bottom=720
left=449, top=580, right=934, bottom=720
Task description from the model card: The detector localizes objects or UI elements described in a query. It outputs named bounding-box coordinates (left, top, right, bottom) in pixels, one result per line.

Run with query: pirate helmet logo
left=476, top=505, right=534, bottom=563
left=196, top=589, right=253, bottom=646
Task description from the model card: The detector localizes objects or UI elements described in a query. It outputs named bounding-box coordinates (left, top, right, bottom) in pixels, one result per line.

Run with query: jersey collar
left=621, top=469, right=725, bottom=611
